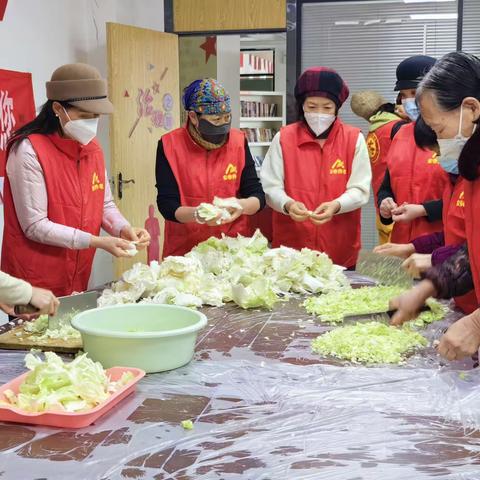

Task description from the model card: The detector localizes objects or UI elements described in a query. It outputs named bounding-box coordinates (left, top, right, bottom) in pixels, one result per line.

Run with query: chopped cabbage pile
left=1, top=352, right=134, bottom=413
left=21, top=313, right=81, bottom=342
left=311, top=321, right=428, bottom=364
left=303, top=286, right=447, bottom=326
left=98, top=230, right=349, bottom=310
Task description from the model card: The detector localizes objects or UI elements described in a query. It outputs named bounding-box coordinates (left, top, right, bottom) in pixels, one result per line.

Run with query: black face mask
left=197, top=118, right=231, bottom=145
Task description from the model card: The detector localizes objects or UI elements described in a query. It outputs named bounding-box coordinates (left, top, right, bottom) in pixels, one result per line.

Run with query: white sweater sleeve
left=335, top=132, right=372, bottom=214
left=260, top=132, right=294, bottom=214
left=0, top=271, right=33, bottom=306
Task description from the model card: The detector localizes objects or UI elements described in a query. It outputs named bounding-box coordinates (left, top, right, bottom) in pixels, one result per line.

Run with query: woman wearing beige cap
left=1, top=63, right=150, bottom=297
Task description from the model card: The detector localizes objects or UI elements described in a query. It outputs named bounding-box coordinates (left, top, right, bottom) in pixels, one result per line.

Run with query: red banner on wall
left=0, top=69, right=36, bottom=177
left=0, top=0, right=8, bottom=21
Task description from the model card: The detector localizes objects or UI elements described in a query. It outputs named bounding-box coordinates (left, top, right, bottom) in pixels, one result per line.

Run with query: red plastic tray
left=0, top=366, right=145, bottom=428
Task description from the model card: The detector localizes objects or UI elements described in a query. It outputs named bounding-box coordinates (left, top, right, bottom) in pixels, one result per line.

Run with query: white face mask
left=61, top=108, right=99, bottom=145
left=304, top=111, right=336, bottom=137
left=437, top=106, right=475, bottom=175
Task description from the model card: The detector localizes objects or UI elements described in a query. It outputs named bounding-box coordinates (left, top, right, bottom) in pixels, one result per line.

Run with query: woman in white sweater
left=0, top=271, right=58, bottom=317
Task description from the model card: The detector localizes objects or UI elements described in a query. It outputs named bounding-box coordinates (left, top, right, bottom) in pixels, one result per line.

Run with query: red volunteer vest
left=366, top=120, right=398, bottom=210
left=388, top=122, right=449, bottom=243
left=464, top=177, right=480, bottom=310
left=1, top=133, right=105, bottom=296
left=272, top=120, right=361, bottom=268
left=442, top=177, right=477, bottom=314
left=161, top=126, right=252, bottom=257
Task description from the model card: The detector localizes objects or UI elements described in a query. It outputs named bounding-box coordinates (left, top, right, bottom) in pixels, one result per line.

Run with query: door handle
left=118, top=172, right=135, bottom=199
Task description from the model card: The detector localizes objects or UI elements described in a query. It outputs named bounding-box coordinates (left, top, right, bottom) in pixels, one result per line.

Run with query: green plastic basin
left=71, top=304, right=207, bottom=373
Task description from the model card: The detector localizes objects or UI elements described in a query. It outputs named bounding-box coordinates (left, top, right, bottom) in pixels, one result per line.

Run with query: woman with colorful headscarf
left=155, top=78, right=265, bottom=257
left=260, top=67, right=371, bottom=269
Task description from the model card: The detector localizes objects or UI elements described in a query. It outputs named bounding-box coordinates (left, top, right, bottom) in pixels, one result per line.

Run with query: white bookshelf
left=240, top=91, right=286, bottom=168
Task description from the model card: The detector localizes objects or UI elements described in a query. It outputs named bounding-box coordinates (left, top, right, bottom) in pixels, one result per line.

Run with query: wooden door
left=107, top=23, right=180, bottom=278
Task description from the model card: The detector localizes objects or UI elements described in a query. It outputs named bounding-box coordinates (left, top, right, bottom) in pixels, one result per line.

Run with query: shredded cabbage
left=181, top=419, right=194, bottom=430
left=303, top=286, right=447, bottom=326
left=22, top=313, right=81, bottom=342
left=98, top=230, right=349, bottom=311
left=1, top=351, right=134, bottom=413
left=311, top=321, right=428, bottom=364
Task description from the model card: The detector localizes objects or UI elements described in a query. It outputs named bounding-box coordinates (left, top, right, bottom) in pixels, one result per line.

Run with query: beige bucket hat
left=350, top=90, right=387, bottom=121
left=46, top=63, right=114, bottom=114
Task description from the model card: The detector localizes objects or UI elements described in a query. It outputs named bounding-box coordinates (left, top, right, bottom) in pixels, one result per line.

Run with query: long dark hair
left=9, top=100, right=72, bottom=152
left=417, top=51, right=480, bottom=180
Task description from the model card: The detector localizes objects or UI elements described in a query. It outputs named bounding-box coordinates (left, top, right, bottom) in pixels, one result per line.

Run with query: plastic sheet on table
left=1, top=275, right=480, bottom=479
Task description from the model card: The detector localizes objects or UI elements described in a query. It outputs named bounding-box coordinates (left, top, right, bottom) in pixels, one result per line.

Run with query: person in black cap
left=376, top=55, right=449, bottom=246
left=260, top=67, right=371, bottom=269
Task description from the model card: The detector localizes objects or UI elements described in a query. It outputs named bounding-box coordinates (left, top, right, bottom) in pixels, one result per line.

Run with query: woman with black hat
left=377, top=55, right=449, bottom=245
left=2, top=63, right=150, bottom=297
left=260, top=67, right=371, bottom=269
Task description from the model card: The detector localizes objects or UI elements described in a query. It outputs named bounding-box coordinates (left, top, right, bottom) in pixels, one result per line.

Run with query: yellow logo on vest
left=92, top=172, right=104, bottom=192
left=456, top=191, right=465, bottom=208
left=330, top=159, right=347, bottom=175
left=223, top=163, right=237, bottom=181
left=367, top=132, right=380, bottom=165
left=427, top=153, right=439, bottom=165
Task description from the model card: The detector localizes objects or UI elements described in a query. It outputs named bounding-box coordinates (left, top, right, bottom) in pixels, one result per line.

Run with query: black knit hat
left=394, top=55, right=436, bottom=91
left=295, top=67, right=349, bottom=108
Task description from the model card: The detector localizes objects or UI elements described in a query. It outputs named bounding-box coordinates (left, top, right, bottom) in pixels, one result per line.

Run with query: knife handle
left=14, top=304, right=39, bottom=315
left=386, top=305, right=430, bottom=319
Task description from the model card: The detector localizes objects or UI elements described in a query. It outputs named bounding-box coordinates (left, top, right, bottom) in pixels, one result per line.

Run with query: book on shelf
left=241, top=127, right=277, bottom=143
left=241, top=101, right=278, bottom=118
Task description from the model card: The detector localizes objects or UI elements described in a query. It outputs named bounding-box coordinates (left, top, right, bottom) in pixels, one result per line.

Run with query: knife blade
left=344, top=305, right=431, bottom=323
left=356, top=250, right=413, bottom=288
left=14, top=291, right=98, bottom=327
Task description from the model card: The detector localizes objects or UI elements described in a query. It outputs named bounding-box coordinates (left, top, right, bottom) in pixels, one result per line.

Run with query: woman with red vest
left=377, top=55, right=449, bottom=244
left=260, top=67, right=371, bottom=269
left=2, top=63, right=150, bottom=297
left=155, top=78, right=265, bottom=257
left=388, top=52, right=480, bottom=361
left=350, top=90, right=406, bottom=244
left=375, top=117, right=476, bottom=314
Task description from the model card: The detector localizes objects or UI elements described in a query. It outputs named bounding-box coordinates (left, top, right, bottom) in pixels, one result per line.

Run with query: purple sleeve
left=425, top=245, right=474, bottom=299
left=411, top=232, right=445, bottom=254
left=431, top=243, right=464, bottom=266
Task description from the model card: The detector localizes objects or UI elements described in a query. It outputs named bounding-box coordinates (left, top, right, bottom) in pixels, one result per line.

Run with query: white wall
left=0, top=0, right=165, bottom=296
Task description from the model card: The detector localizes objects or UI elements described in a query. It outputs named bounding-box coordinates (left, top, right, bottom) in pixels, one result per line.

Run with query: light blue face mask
left=438, top=156, right=460, bottom=175
left=402, top=98, right=420, bottom=122
left=437, top=106, right=474, bottom=176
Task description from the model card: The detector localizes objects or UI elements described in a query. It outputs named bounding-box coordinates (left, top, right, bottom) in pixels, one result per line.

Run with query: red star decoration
left=200, top=36, right=217, bottom=63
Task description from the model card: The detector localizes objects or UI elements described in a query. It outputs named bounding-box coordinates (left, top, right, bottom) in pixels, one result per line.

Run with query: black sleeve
left=422, top=199, right=443, bottom=223
left=239, top=139, right=266, bottom=211
left=377, top=168, right=395, bottom=225
left=390, top=120, right=408, bottom=140
left=155, top=139, right=181, bottom=222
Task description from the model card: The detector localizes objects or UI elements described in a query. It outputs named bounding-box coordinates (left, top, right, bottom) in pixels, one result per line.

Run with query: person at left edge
left=1, top=63, right=150, bottom=298
left=260, top=67, right=371, bottom=269
left=156, top=78, right=265, bottom=257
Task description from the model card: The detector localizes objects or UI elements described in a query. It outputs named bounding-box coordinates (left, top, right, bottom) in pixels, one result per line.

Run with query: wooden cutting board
left=0, top=323, right=82, bottom=353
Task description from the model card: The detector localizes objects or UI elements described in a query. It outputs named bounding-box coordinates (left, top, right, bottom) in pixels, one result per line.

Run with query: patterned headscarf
left=182, top=78, right=231, bottom=115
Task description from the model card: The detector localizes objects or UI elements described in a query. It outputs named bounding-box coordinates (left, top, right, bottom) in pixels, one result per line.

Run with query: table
left=1, top=278, right=480, bottom=480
